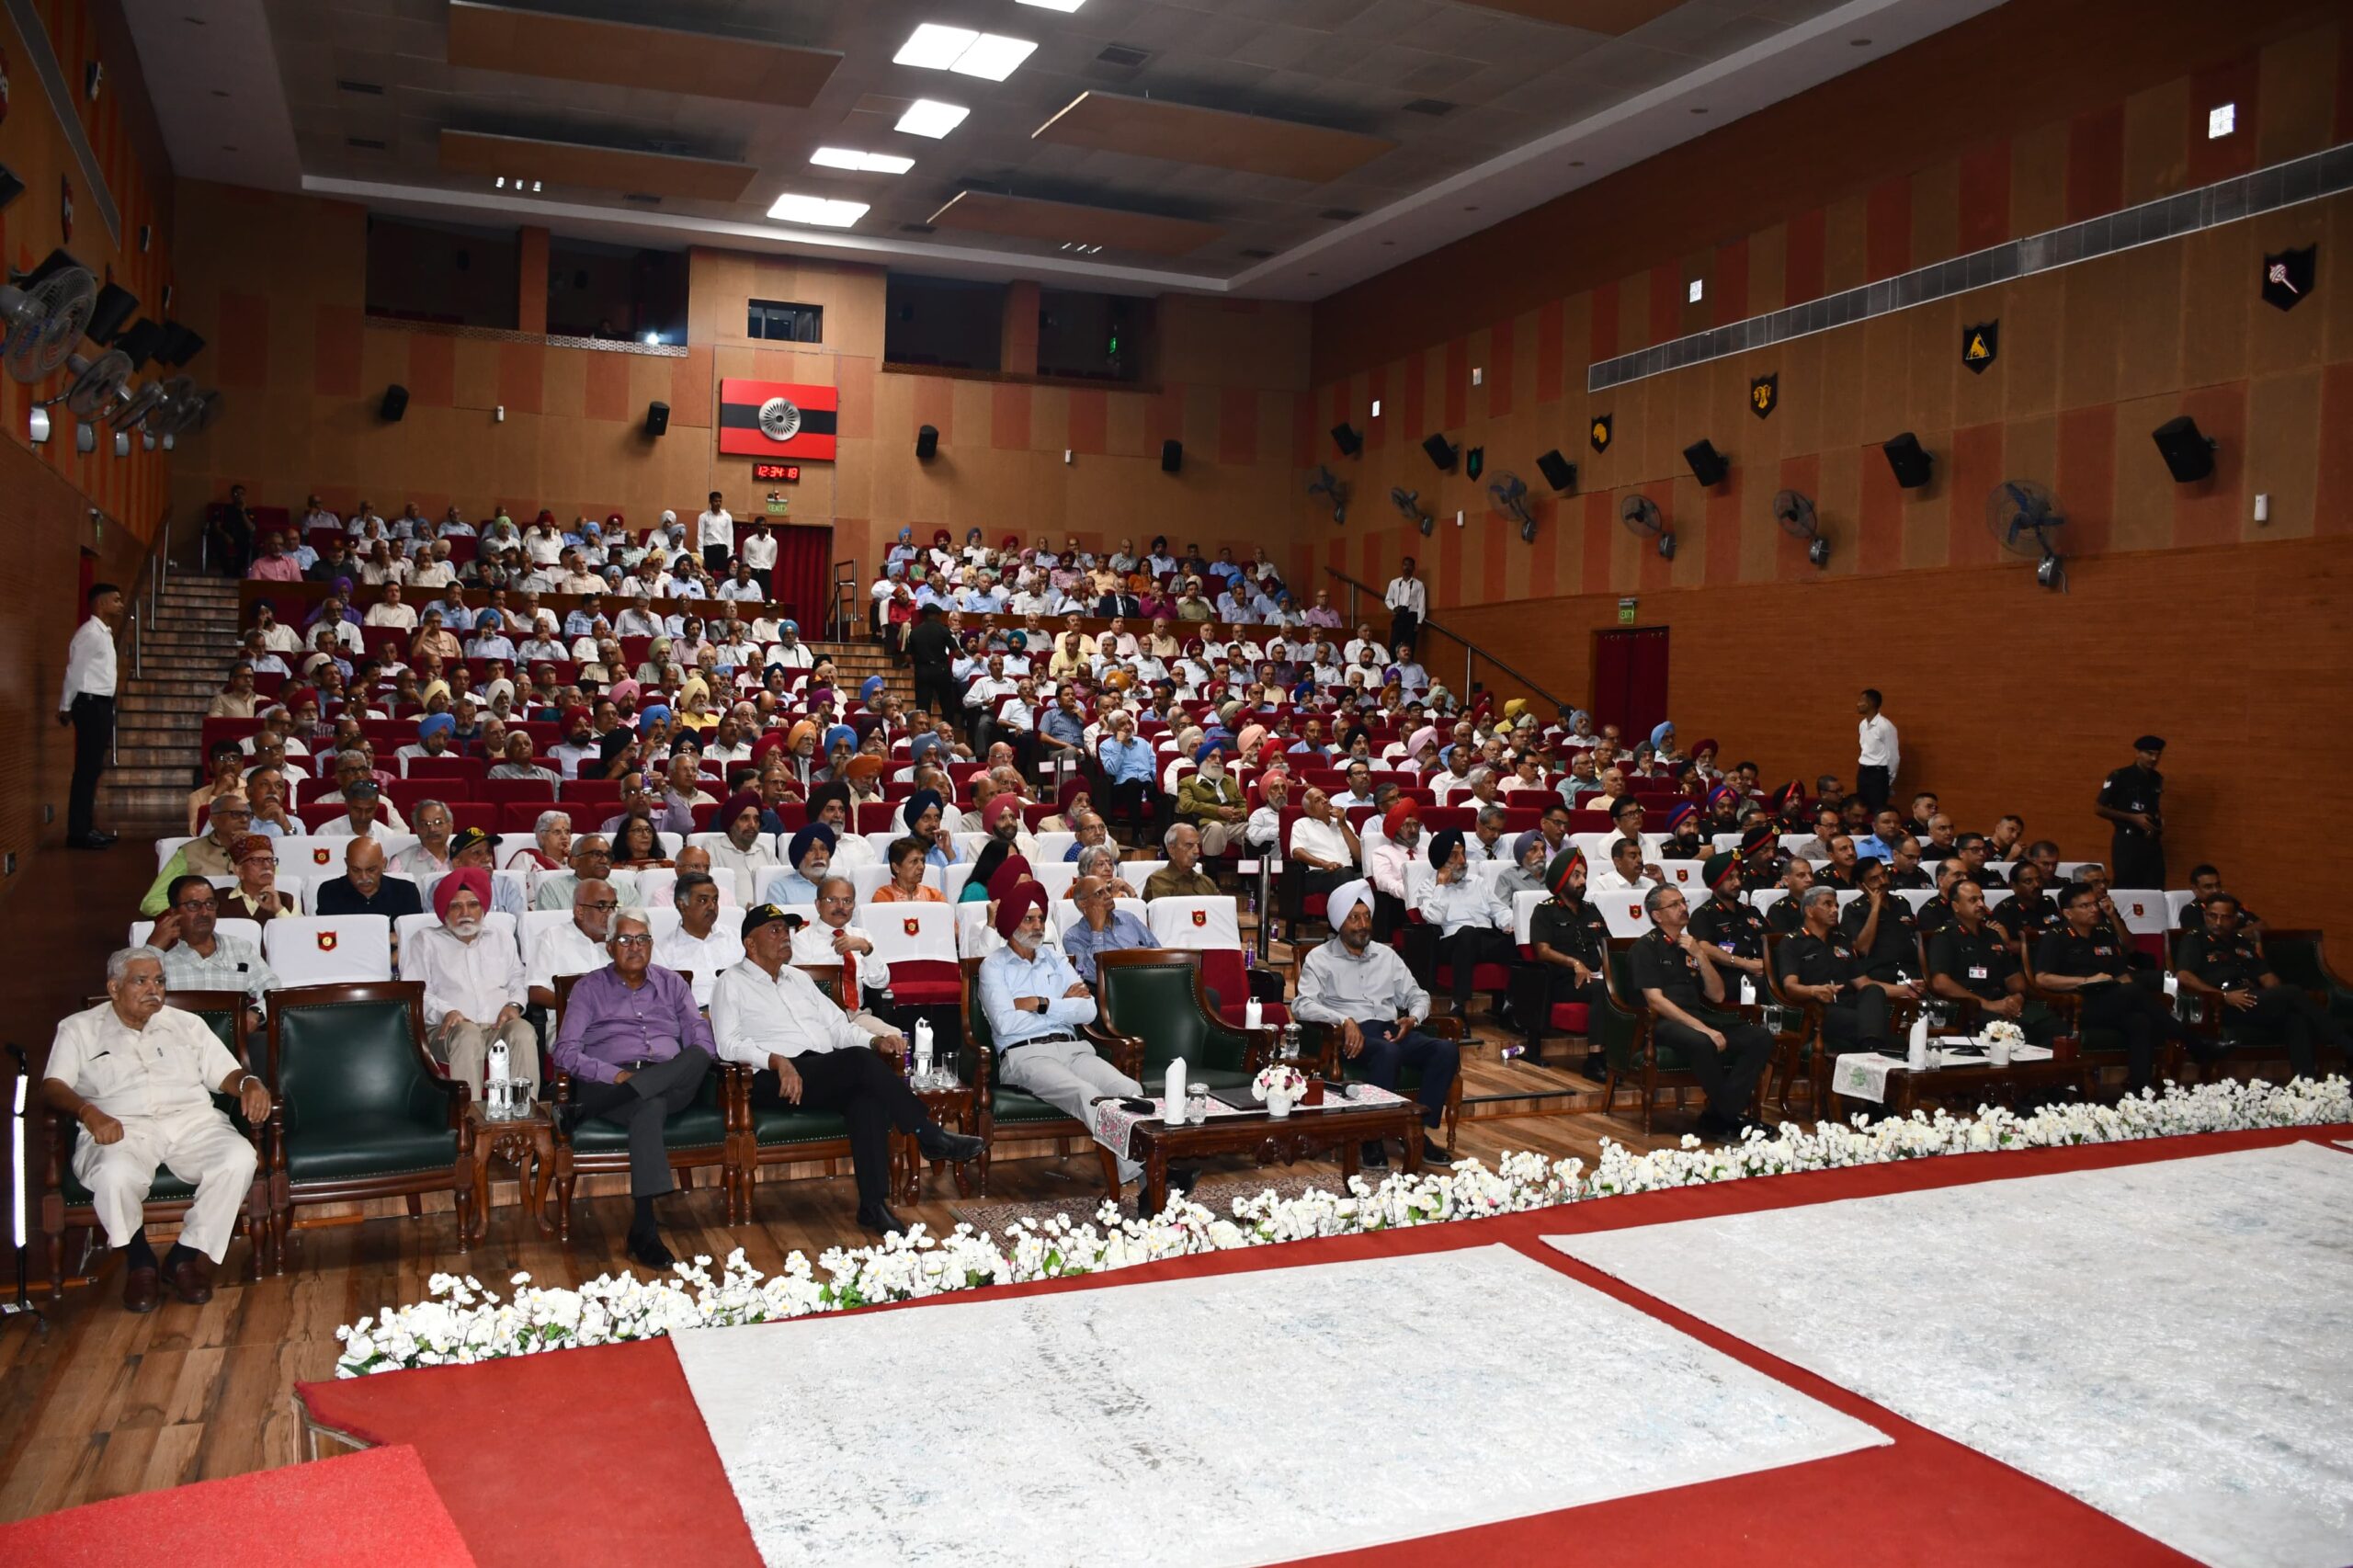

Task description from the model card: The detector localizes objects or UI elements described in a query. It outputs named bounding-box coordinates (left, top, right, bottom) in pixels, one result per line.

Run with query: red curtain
left=1591, top=626, right=1670, bottom=739
left=769, top=525, right=833, bottom=631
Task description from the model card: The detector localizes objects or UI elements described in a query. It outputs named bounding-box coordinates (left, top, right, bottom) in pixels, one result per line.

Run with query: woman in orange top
left=868, top=835, right=945, bottom=903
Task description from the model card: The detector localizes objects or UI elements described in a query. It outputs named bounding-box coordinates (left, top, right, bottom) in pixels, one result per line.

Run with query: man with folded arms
left=1627, top=883, right=1772, bottom=1140
left=2175, top=893, right=2347, bottom=1079
left=140, top=796, right=250, bottom=916
left=551, top=909, right=712, bottom=1268
left=713, top=903, right=981, bottom=1235
left=979, top=881, right=1186, bottom=1209
left=1777, top=886, right=1906, bottom=1059
left=1293, top=880, right=1458, bottom=1168
left=405, top=869, right=539, bottom=1096
left=45, top=947, right=271, bottom=1311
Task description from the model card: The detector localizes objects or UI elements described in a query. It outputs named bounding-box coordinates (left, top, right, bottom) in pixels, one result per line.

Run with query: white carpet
left=673, top=1242, right=1887, bottom=1567
left=1548, top=1142, right=2353, bottom=1568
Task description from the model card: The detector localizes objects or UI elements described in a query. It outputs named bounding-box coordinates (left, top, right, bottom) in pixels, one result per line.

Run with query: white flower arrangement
left=335, top=1075, right=2351, bottom=1377
left=1979, top=1019, right=2027, bottom=1048
left=1251, top=1062, right=1311, bottom=1103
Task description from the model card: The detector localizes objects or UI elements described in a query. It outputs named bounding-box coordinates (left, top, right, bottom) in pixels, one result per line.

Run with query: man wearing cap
left=1628, top=883, right=1773, bottom=1140
left=1521, top=848, right=1610, bottom=1074
left=152, top=875, right=279, bottom=1021
left=443, top=825, right=526, bottom=919
left=405, top=868, right=538, bottom=1096
left=1294, top=881, right=1458, bottom=1167
left=2095, top=736, right=2168, bottom=889
left=220, top=835, right=293, bottom=923
left=1736, top=823, right=1787, bottom=894
left=715, top=903, right=981, bottom=1234
left=551, top=908, right=711, bottom=1268
left=1778, top=886, right=1903, bottom=1060
left=44, top=946, right=272, bottom=1311
left=1415, top=828, right=1518, bottom=1028
left=1686, top=852, right=1768, bottom=991
left=140, top=797, right=252, bottom=916
left=764, top=823, right=835, bottom=905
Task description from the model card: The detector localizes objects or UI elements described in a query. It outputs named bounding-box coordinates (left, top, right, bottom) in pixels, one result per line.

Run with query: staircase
left=810, top=638, right=911, bottom=710
left=105, top=575, right=243, bottom=822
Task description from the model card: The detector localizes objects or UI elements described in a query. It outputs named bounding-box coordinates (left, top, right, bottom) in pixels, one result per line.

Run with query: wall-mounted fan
left=1486, top=471, right=1538, bottom=541
left=1773, top=488, right=1831, bottom=568
left=1620, top=493, right=1675, bottom=559
left=0, top=250, right=99, bottom=384
left=1391, top=485, right=1435, bottom=537
left=53, top=348, right=133, bottom=419
left=1305, top=464, right=1349, bottom=524
left=1986, top=479, right=2066, bottom=591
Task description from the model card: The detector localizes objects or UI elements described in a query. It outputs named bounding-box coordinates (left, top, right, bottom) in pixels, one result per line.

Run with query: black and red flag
left=718, top=379, right=838, bottom=461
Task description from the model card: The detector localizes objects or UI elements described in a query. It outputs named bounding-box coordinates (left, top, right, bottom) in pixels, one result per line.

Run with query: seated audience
left=1144, top=823, right=1221, bottom=901
left=1291, top=881, right=1458, bottom=1167
left=2033, top=881, right=2216, bottom=1093
left=2175, top=894, right=2346, bottom=1078
left=1062, top=875, right=1154, bottom=985
left=1626, top=884, right=1773, bottom=1140
left=407, top=869, right=539, bottom=1096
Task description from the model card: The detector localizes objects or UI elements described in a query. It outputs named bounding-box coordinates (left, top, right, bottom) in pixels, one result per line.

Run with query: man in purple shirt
left=551, top=907, right=713, bottom=1268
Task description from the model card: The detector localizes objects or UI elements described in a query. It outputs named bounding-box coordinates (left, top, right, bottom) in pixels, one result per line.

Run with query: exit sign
left=1618, top=597, right=1637, bottom=624
left=753, top=462, right=802, bottom=483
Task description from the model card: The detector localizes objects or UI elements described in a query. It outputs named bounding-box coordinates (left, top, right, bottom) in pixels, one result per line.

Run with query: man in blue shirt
left=1061, top=876, right=1154, bottom=985
left=563, top=594, right=605, bottom=638
left=1854, top=806, right=1905, bottom=864
left=982, top=883, right=1191, bottom=1207
left=1096, top=710, right=1158, bottom=837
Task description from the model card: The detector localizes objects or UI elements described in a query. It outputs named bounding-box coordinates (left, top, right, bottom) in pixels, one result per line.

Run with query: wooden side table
left=894, top=1085, right=979, bottom=1205
left=460, top=1104, right=556, bottom=1245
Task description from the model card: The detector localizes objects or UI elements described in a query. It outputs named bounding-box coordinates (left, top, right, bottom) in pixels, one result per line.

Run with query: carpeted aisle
left=0, top=1444, right=475, bottom=1567
left=298, top=1125, right=2347, bottom=1568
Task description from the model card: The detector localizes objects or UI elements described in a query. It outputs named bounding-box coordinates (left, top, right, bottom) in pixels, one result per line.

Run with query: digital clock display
left=753, top=462, right=802, bottom=483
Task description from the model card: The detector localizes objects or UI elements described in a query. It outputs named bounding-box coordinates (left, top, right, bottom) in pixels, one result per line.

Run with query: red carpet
left=301, top=1125, right=2347, bottom=1567
left=0, top=1444, right=474, bottom=1567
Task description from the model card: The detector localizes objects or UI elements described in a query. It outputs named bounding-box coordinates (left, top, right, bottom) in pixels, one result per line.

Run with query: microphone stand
left=2, top=1045, right=48, bottom=1335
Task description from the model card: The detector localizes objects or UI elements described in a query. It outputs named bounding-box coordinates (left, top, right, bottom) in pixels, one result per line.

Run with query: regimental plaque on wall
left=1962, top=321, right=1998, bottom=373
left=718, top=379, right=838, bottom=461
left=2262, top=245, right=2314, bottom=312
left=1589, top=414, right=1612, bottom=453
left=1748, top=374, right=1778, bottom=419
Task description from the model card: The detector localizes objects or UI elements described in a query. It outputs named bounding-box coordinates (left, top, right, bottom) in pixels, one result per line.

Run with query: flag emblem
left=719, top=380, right=838, bottom=461
left=316, top=931, right=338, bottom=952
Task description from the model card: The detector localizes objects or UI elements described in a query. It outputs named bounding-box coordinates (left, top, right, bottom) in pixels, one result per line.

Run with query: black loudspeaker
left=1881, top=432, right=1934, bottom=490
left=86, top=283, right=139, bottom=344
left=114, top=318, right=165, bottom=369
left=154, top=320, right=206, bottom=368
left=644, top=401, right=670, bottom=437
left=1161, top=438, right=1183, bottom=473
left=1683, top=438, right=1727, bottom=488
left=1535, top=448, right=1576, bottom=492
left=0, top=162, right=22, bottom=210
left=1421, top=432, right=1458, bottom=472
left=2151, top=416, right=2215, bottom=483
left=380, top=383, right=410, bottom=422
left=1331, top=423, right=1361, bottom=457
left=915, top=424, right=938, bottom=461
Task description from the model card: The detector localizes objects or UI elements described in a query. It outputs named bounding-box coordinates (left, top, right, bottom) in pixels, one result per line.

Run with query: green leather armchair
left=960, top=958, right=1125, bottom=1197
left=727, top=967, right=873, bottom=1224
left=1091, top=949, right=1272, bottom=1092
left=265, top=982, right=469, bottom=1270
left=548, top=971, right=733, bottom=1240
left=1597, top=943, right=1767, bottom=1133
left=43, top=990, right=275, bottom=1294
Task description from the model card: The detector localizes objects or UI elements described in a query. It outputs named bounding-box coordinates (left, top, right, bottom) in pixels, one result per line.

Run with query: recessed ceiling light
left=896, top=99, right=969, bottom=139
left=1016, top=0, right=1086, bottom=10
left=812, top=147, right=915, bottom=175
left=768, top=193, right=871, bottom=228
left=895, top=25, right=1035, bottom=81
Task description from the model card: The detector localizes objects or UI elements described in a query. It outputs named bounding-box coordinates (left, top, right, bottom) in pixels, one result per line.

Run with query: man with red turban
left=405, top=866, right=538, bottom=1096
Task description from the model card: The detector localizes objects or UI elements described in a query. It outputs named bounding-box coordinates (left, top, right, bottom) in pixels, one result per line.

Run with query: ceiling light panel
left=767, top=193, right=870, bottom=228
left=894, top=24, right=1036, bottom=83
left=896, top=99, right=970, bottom=139
left=811, top=147, right=915, bottom=174
left=1016, top=0, right=1086, bottom=10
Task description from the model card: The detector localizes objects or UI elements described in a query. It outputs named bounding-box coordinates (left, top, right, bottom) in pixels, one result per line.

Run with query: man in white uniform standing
left=60, top=580, right=125, bottom=849
left=697, top=490, right=734, bottom=579
left=1854, top=687, right=1900, bottom=813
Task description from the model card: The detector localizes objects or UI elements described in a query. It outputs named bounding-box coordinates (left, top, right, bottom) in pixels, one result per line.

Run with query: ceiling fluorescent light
left=767, top=193, right=870, bottom=228
left=952, top=34, right=1036, bottom=80
left=1017, top=0, right=1086, bottom=10
left=896, top=24, right=977, bottom=70
left=811, top=148, right=915, bottom=175
left=896, top=99, right=969, bottom=139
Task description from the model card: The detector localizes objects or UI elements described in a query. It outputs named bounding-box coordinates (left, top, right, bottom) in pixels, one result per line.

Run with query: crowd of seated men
left=56, top=493, right=2342, bottom=1311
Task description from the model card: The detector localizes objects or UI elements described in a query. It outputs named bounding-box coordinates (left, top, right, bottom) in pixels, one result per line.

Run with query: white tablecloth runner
left=1089, top=1084, right=1409, bottom=1162
left=1833, top=1042, right=2058, bottom=1104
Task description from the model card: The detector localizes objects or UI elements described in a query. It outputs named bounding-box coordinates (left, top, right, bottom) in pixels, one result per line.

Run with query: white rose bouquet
left=1980, top=1019, right=2027, bottom=1048
left=1252, top=1062, right=1310, bottom=1102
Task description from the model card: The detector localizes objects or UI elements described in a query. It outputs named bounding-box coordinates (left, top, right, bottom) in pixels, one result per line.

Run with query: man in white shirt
left=1588, top=835, right=1663, bottom=896
left=738, top=519, right=779, bottom=595
left=710, top=903, right=980, bottom=1233
left=363, top=582, right=419, bottom=631
left=402, top=869, right=538, bottom=1096
left=767, top=621, right=813, bottom=669
left=59, top=580, right=124, bottom=848
left=1382, top=557, right=1427, bottom=655
left=707, top=790, right=779, bottom=903
left=696, top=490, right=733, bottom=577
left=1415, top=828, right=1517, bottom=1028
left=44, top=946, right=272, bottom=1310
left=1854, top=687, right=1900, bottom=814
left=1342, top=623, right=1389, bottom=668
left=789, top=876, right=897, bottom=1040
left=656, top=871, right=743, bottom=1007
left=528, top=879, right=620, bottom=1008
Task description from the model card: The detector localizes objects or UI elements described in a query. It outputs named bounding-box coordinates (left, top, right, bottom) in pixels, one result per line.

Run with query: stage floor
left=288, top=1125, right=2353, bottom=1568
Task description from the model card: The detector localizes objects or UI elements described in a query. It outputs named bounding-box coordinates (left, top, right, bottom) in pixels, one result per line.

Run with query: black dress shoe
left=626, top=1231, right=676, bottom=1270
left=66, top=835, right=112, bottom=851
left=1168, top=1163, right=1202, bottom=1198
left=857, top=1202, right=907, bottom=1236
left=1358, top=1141, right=1390, bottom=1170
left=1694, top=1110, right=1739, bottom=1141
left=1419, top=1141, right=1455, bottom=1168
left=1584, top=1050, right=1608, bottom=1079
left=915, top=1122, right=983, bottom=1163
left=88, top=829, right=117, bottom=845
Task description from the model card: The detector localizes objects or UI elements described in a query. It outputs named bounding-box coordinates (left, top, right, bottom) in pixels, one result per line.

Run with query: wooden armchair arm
left=1239, top=1026, right=1280, bottom=1074
left=1080, top=1026, right=1145, bottom=1080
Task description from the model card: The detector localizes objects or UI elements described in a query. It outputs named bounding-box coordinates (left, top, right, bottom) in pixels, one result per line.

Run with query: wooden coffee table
left=893, top=1084, right=979, bottom=1205
left=459, top=1103, right=556, bottom=1245
left=1830, top=1056, right=2091, bottom=1122
left=1128, top=1094, right=1425, bottom=1217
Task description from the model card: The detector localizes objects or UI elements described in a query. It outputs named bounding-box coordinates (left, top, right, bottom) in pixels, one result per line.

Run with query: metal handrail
left=830, top=559, right=860, bottom=642
left=1322, top=567, right=1569, bottom=714
left=113, top=505, right=178, bottom=763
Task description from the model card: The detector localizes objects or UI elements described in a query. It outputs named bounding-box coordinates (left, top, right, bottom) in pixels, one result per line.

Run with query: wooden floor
left=0, top=813, right=1705, bottom=1526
